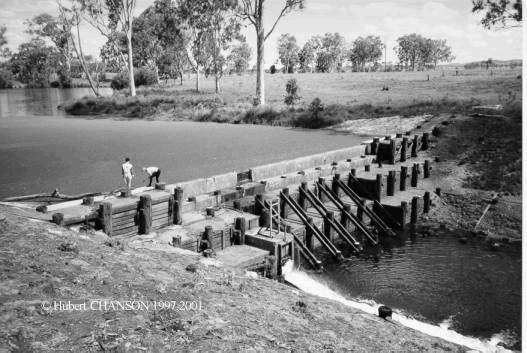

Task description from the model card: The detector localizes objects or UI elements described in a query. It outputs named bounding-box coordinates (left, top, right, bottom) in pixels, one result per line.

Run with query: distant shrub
left=284, top=79, right=301, bottom=107
left=241, top=106, right=281, bottom=125
left=111, top=73, right=128, bottom=90
left=309, top=97, right=324, bottom=118
left=111, top=68, right=157, bottom=90
left=135, top=68, right=157, bottom=87
left=270, top=65, right=277, bottom=74
left=292, top=98, right=343, bottom=129
left=50, top=81, right=60, bottom=88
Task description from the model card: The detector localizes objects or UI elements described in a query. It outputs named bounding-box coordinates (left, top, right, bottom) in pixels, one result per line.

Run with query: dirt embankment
left=0, top=208, right=463, bottom=352
left=418, top=113, right=522, bottom=242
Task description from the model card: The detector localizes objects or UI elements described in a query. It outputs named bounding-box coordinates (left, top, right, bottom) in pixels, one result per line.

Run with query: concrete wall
left=250, top=145, right=366, bottom=181
left=165, top=172, right=238, bottom=199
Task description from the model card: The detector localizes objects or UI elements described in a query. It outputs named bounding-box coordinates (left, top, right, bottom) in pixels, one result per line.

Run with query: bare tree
left=74, top=0, right=136, bottom=96
left=58, top=1, right=99, bottom=95
left=237, top=0, right=305, bottom=105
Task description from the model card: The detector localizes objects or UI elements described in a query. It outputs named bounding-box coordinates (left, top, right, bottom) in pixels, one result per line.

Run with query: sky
left=0, top=0, right=522, bottom=65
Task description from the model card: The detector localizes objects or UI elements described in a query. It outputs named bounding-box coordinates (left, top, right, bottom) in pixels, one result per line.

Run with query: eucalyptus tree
left=237, top=0, right=305, bottom=105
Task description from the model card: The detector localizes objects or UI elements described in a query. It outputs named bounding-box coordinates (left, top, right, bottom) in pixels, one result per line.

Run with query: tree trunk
left=73, top=22, right=98, bottom=97
left=179, top=71, right=183, bottom=86
left=215, top=74, right=220, bottom=93
left=255, top=25, right=265, bottom=105
left=195, top=66, right=200, bottom=92
left=126, top=31, right=136, bottom=97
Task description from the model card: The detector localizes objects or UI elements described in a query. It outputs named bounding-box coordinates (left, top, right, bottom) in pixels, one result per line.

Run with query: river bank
left=416, top=113, right=522, bottom=242
left=0, top=207, right=465, bottom=352
left=60, top=69, right=522, bottom=129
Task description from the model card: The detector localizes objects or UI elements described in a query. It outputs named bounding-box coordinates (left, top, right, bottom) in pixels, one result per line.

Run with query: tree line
left=275, top=33, right=454, bottom=74
left=0, top=0, right=521, bottom=104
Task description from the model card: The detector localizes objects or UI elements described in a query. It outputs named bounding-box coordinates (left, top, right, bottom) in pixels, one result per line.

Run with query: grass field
left=64, top=67, right=522, bottom=127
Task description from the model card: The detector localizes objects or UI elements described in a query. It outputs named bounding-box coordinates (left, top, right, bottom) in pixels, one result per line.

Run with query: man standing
left=122, top=157, right=135, bottom=191
left=142, top=166, right=161, bottom=187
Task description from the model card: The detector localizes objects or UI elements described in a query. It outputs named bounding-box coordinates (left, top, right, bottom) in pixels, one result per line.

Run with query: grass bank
left=62, top=69, right=522, bottom=129
left=0, top=207, right=463, bottom=352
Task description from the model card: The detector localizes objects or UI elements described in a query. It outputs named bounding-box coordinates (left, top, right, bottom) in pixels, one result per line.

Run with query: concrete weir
left=13, top=119, right=448, bottom=275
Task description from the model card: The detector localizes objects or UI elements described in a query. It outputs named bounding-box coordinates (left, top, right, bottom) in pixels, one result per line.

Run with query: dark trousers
left=148, top=169, right=161, bottom=186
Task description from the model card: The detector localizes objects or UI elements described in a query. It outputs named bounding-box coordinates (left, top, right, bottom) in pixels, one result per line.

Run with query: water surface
left=0, top=88, right=363, bottom=199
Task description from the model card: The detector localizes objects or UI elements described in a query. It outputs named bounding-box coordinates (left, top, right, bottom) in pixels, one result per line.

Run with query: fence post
left=424, top=160, right=431, bottom=178
left=424, top=191, right=431, bottom=213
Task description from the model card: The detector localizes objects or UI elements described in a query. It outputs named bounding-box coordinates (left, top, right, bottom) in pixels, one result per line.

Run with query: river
left=0, top=88, right=521, bottom=351
left=0, top=88, right=364, bottom=199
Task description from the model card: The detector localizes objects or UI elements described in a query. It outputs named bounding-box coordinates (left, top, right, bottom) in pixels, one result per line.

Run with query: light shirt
left=122, top=161, right=133, bottom=175
left=144, top=167, right=159, bottom=176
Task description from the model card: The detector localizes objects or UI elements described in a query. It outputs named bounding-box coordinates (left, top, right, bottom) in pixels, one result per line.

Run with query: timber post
left=400, top=166, right=408, bottom=191
left=411, top=163, right=419, bottom=187
left=280, top=188, right=290, bottom=218
left=235, top=217, right=246, bottom=245
left=204, top=225, right=213, bottom=251
left=400, top=201, right=408, bottom=230
left=173, top=187, right=183, bottom=225
left=324, top=211, right=334, bottom=241
left=254, top=194, right=263, bottom=215
left=299, top=182, right=308, bottom=210
left=168, top=195, right=174, bottom=224
left=401, top=137, right=408, bottom=162
left=357, top=198, right=365, bottom=223
left=436, top=187, right=442, bottom=197
left=348, top=170, right=356, bottom=189
left=387, top=170, right=396, bottom=196
left=371, top=137, right=380, bottom=155
left=139, top=195, right=152, bottom=235
left=306, top=217, right=314, bottom=251
left=365, top=164, right=371, bottom=172
left=52, top=213, right=64, bottom=226
left=100, top=202, right=112, bottom=236
left=332, top=173, right=341, bottom=197
left=424, top=160, right=431, bottom=178
left=423, top=192, right=431, bottom=213
left=341, top=204, right=351, bottom=230
left=318, top=177, right=328, bottom=203
left=375, top=174, right=383, bottom=202
left=410, top=196, right=420, bottom=225
left=411, top=135, right=419, bottom=157
left=422, top=132, right=430, bottom=150
left=389, top=139, right=396, bottom=164
left=260, top=209, right=270, bottom=228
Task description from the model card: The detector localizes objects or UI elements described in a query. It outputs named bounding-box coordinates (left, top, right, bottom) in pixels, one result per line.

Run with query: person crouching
left=142, top=166, right=161, bottom=187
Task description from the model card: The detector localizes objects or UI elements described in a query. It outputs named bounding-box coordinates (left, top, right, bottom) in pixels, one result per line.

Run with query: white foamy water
left=282, top=261, right=512, bottom=353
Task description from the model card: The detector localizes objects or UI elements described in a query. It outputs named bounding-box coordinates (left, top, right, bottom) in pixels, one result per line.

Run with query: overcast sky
left=0, top=0, right=522, bottom=65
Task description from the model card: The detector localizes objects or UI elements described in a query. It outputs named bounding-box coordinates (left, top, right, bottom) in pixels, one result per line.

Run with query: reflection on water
left=0, top=87, right=113, bottom=118
left=312, top=230, right=522, bottom=350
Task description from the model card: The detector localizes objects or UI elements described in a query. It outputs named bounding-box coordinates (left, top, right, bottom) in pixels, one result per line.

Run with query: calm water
left=0, top=88, right=364, bottom=199
left=313, top=230, right=522, bottom=350
left=0, top=88, right=521, bottom=350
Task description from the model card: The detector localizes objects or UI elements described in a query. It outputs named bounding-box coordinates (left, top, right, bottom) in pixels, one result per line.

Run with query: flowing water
left=0, top=88, right=521, bottom=351
left=285, top=229, right=521, bottom=351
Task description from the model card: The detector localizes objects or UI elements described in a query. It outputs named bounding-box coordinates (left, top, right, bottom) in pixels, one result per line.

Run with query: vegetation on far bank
left=63, top=69, right=522, bottom=129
